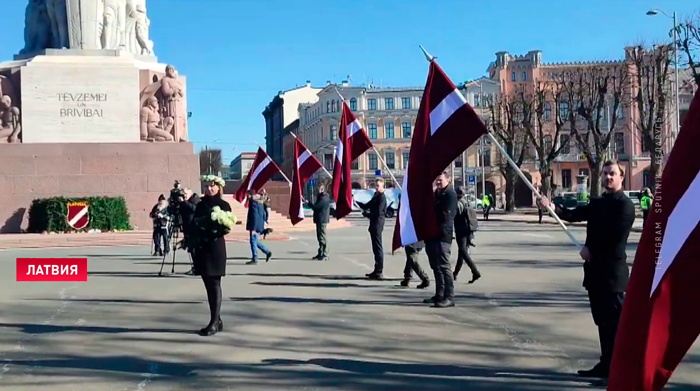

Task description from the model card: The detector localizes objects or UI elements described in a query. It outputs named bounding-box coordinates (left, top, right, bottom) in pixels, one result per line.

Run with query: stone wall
left=0, top=142, right=200, bottom=233
left=222, top=180, right=292, bottom=218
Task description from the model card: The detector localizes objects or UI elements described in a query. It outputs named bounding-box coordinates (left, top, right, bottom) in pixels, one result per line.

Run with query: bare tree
left=555, top=65, right=627, bottom=197
left=675, top=14, right=700, bottom=86
left=516, top=81, right=570, bottom=198
left=199, top=148, right=223, bottom=176
left=487, top=92, right=529, bottom=212
left=626, top=44, right=674, bottom=192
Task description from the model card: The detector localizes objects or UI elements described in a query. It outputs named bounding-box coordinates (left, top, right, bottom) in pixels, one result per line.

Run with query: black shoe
left=416, top=279, right=430, bottom=289
left=266, top=252, right=272, bottom=262
left=199, top=320, right=221, bottom=336
left=469, top=273, right=481, bottom=284
left=432, top=299, right=455, bottom=308
left=453, top=272, right=458, bottom=281
left=399, top=279, right=410, bottom=287
left=217, top=318, right=224, bottom=332
left=312, top=255, right=322, bottom=260
left=246, top=260, right=258, bottom=265
left=367, top=273, right=384, bottom=280
left=423, top=296, right=440, bottom=304
left=577, top=363, right=609, bottom=378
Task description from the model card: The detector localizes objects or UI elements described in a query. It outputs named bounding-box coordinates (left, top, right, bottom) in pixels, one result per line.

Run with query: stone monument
left=0, top=0, right=200, bottom=233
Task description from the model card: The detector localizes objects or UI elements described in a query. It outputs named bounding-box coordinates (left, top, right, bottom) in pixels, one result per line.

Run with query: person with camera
left=189, top=174, right=236, bottom=336
left=149, top=194, right=171, bottom=256
left=356, top=177, right=387, bottom=280
left=453, top=186, right=481, bottom=283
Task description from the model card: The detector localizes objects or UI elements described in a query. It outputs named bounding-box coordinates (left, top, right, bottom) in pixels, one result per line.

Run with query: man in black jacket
left=538, top=160, right=635, bottom=379
left=424, top=171, right=458, bottom=308
left=356, top=178, right=387, bottom=280
left=454, top=187, right=481, bottom=283
left=310, top=184, right=331, bottom=260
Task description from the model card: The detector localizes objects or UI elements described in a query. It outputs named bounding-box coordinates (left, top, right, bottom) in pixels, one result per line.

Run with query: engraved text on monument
left=58, top=92, right=107, bottom=118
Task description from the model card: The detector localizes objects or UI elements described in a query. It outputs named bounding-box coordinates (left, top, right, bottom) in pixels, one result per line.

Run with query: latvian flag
left=289, top=138, right=323, bottom=225
left=391, top=59, right=487, bottom=252
left=234, top=147, right=281, bottom=204
left=331, top=100, right=373, bottom=220
left=607, top=87, right=700, bottom=391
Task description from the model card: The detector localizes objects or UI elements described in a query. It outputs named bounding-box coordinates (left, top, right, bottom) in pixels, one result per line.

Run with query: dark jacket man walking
left=400, top=241, right=430, bottom=289
left=310, top=184, right=331, bottom=260
left=538, top=160, right=636, bottom=379
left=423, top=171, right=458, bottom=308
left=453, top=187, right=481, bottom=283
left=356, top=177, right=387, bottom=280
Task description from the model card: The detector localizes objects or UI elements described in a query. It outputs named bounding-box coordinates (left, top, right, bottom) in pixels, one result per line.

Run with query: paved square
left=0, top=217, right=698, bottom=390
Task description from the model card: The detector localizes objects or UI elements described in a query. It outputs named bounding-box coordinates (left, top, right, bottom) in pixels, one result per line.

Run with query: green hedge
left=27, top=196, right=132, bottom=233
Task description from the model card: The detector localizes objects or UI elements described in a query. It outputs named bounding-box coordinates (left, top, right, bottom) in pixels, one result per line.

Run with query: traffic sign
left=468, top=175, right=476, bottom=184
left=309, top=179, right=315, bottom=186
left=375, top=170, right=382, bottom=176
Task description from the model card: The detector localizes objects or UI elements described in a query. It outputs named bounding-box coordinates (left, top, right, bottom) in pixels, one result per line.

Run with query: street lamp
left=647, top=8, right=681, bottom=146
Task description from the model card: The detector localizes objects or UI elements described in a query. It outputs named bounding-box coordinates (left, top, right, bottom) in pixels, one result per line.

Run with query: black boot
left=416, top=279, right=430, bottom=289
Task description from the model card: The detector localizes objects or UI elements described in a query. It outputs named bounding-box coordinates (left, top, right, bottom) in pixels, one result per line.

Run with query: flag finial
left=419, top=45, right=435, bottom=62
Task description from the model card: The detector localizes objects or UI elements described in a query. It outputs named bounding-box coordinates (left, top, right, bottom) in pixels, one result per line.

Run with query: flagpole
left=331, top=86, right=403, bottom=190
left=486, top=132, right=582, bottom=248
left=418, top=45, right=581, bottom=249
left=253, top=140, right=292, bottom=185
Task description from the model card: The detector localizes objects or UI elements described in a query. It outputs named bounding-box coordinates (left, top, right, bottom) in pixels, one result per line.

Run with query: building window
left=351, top=159, right=359, bottom=170
left=324, top=153, right=333, bottom=171
left=483, top=148, right=491, bottom=166
left=560, top=134, right=570, bottom=154
left=642, top=136, right=652, bottom=153
left=522, top=72, right=527, bottom=81
left=349, top=98, right=357, bottom=111
left=559, top=101, right=569, bottom=119
left=331, top=100, right=336, bottom=112
left=384, top=122, right=395, bottom=139
left=330, top=124, right=337, bottom=141
left=561, top=169, right=572, bottom=190
left=368, top=99, right=377, bottom=110
left=643, top=170, right=651, bottom=188
left=511, top=72, right=516, bottom=81
left=403, top=151, right=410, bottom=168
left=544, top=135, right=553, bottom=153
left=368, top=154, right=378, bottom=170
left=402, top=97, right=411, bottom=109
left=327, top=101, right=330, bottom=113
left=402, top=121, right=411, bottom=138
left=385, top=151, right=395, bottom=169
left=385, top=98, right=394, bottom=110
left=368, top=123, right=377, bottom=139
left=473, top=94, right=480, bottom=107
left=614, top=132, right=625, bottom=154
left=544, top=102, right=551, bottom=120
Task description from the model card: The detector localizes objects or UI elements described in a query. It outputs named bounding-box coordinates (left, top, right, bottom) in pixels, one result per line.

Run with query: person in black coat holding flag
left=189, top=174, right=236, bottom=336
left=356, top=177, right=387, bottom=280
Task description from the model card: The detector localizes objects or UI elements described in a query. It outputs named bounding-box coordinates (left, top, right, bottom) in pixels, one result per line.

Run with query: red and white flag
left=391, top=60, right=487, bottom=252
left=234, top=147, right=281, bottom=204
left=331, top=100, right=373, bottom=219
left=289, top=138, right=323, bottom=225
left=607, top=89, right=700, bottom=391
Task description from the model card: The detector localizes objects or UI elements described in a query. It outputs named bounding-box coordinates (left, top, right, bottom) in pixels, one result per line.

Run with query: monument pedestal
left=0, top=142, right=200, bottom=233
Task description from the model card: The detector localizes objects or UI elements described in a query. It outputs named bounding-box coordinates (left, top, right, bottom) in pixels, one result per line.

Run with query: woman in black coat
left=190, top=175, right=233, bottom=336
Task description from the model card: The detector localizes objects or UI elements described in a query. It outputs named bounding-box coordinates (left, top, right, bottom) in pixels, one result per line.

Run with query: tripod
left=159, top=220, right=181, bottom=276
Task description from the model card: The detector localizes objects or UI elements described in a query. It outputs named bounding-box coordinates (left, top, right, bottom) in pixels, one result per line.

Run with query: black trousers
left=403, top=246, right=428, bottom=281
left=454, top=234, right=479, bottom=278
left=152, top=228, right=169, bottom=253
left=642, top=209, right=649, bottom=223
left=202, top=276, right=222, bottom=327
left=369, top=224, right=384, bottom=274
left=588, top=291, right=625, bottom=369
left=426, top=240, right=454, bottom=300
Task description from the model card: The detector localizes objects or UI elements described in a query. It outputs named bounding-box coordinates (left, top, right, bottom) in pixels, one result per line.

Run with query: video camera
left=167, top=180, right=186, bottom=226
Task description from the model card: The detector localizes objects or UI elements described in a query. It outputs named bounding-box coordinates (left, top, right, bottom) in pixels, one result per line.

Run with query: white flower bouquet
left=210, top=206, right=237, bottom=230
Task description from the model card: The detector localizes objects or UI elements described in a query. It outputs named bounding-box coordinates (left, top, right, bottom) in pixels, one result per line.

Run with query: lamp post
left=647, top=9, right=680, bottom=146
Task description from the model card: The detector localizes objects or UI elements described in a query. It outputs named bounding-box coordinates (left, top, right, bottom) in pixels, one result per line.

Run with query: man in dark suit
left=423, top=171, right=458, bottom=308
left=356, top=177, right=387, bottom=280
left=310, top=183, right=331, bottom=260
left=538, top=160, right=636, bottom=379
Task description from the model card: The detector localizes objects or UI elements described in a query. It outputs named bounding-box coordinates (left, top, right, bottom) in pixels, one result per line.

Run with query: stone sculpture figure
left=0, top=96, right=22, bottom=143
left=158, top=65, right=187, bottom=141
left=101, top=0, right=127, bottom=50
left=46, top=0, right=69, bottom=49
left=140, top=96, right=173, bottom=141
left=125, top=0, right=154, bottom=55
left=20, top=0, right=52, bottom=54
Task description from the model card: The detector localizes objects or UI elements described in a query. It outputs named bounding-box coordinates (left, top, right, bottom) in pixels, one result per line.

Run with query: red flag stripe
left=289, top=138, right=322, bottom=225
left=234, top=147, right=281, bottom=204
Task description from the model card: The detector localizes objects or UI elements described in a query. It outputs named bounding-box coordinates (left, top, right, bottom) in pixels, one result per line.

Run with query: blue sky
left=0, top=0, right=697, bottom=163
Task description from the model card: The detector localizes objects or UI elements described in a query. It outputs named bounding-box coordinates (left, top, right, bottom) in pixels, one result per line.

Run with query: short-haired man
left=538, top=160, right=635, bottom=378
left=356, top=177, right=387, bottom=280
left=310, top=183, right=331, bottom=260
left=423, top=171, right=458, bottom=308
left=454, top=186, right=481, bottom=283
